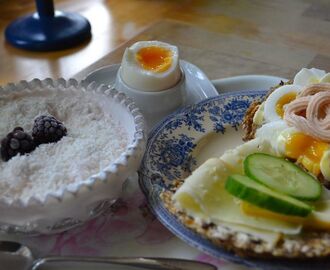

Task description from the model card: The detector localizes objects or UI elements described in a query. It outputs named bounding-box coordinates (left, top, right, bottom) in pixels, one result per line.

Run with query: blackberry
left=1, top=127, right=36, bottom=161
left=32, top=115, right=67, bottom=144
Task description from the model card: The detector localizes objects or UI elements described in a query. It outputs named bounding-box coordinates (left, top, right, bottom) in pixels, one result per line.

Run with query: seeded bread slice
left=242, top=80, right=291, bottom=141
left=162, top=182, right=330, bottom=259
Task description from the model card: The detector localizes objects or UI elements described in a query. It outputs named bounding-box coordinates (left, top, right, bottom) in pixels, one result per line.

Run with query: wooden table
left=1, top=0, right=330, bottom=85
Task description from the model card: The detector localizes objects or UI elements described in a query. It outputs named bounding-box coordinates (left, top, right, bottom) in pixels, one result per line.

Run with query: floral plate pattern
left=140, top=90, right=263, bottom=190
left=139, top=90, right=329, bottom=270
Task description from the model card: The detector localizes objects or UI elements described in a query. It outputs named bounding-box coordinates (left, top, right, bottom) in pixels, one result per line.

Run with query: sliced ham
left=284, top=84, right=330, bottom=142
left=299, top=83, right=330, bottom=97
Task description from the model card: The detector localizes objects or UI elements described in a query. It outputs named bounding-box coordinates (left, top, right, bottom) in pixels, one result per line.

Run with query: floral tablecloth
left=1, top=176, right=248, bottom=270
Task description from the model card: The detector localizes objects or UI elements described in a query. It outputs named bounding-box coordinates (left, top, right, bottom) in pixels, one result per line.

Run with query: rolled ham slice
left=299, top=83, right=330, bottom=97
left=284, top=84, right=330, bottom=142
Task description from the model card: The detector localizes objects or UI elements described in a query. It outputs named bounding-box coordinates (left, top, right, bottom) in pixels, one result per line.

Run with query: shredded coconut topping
left=0, top=90, right=128, bottom=203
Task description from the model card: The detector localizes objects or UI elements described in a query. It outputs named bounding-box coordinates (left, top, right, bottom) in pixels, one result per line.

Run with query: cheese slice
left=173, top=157, right=302, bottom=235
left=220, top=138, right=276, bottom=174
left=305, top=201, right=330, bottom=230
left=242, top=200, right=330, bottom=231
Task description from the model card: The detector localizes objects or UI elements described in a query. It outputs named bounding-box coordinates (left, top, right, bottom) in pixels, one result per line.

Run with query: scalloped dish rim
left=0, top=78, right=146, bottom=208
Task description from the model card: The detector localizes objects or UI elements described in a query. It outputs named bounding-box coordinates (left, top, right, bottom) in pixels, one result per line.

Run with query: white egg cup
left=115, top=66, right=186, bottom=129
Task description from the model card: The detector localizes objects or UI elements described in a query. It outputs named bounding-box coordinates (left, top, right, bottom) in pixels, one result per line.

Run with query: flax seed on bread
left=162, top=181, right=330, bottom=259
left=242, top=80, right=292, bottom=141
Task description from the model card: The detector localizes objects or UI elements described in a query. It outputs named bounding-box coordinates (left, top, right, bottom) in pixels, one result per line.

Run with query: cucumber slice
left=225, top=174, right=312, bottom=217
left=244, top=153, right=321, bottom=201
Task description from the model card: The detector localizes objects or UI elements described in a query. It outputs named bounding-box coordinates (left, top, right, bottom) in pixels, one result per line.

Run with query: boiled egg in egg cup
left=115, top=41, right=186, bottom=128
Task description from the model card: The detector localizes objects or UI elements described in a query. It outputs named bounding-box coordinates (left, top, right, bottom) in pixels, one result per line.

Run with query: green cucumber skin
left=225, top=175, right=312, bottom=217
left=244, top=153, right=321, bottom=201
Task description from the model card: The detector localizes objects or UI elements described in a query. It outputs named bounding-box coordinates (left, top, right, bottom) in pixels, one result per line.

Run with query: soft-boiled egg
left=263, top=85, right=300, bottom=123
left=255, top=121, right=330, bottom=179
left=276, top=128, right=329, bottom=177
left=120, top=41, right=181, bottom=91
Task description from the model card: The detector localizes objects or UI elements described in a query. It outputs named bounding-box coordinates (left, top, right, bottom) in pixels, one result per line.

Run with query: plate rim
left=212, top=74, right=287, bottom=83
left=212, top=74, right=287, bottom=93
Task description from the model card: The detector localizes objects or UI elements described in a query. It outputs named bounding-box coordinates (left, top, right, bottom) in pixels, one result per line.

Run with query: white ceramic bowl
left=115, top=66, right=186, bottom=129
left=0, top=78, right=146, bottom=235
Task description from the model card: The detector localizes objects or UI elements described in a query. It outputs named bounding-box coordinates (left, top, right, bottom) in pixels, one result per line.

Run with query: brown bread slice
left=241, top=80, right=291, bottom=141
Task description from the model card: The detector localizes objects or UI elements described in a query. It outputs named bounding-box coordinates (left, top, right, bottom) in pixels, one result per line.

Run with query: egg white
left=293, top=68, right=326, bottom=86
left=321, top=150, right=330, bottom=182
left=263, top=85, right=301, bottom=123
left=320, top=73, right=330, bottom=83
left=255, top=120, right=290, bottom=154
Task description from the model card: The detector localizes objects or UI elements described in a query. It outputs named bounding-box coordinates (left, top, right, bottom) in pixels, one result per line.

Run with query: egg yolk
left=135, top=46, right=172, bottom=73
left=285, top=133, right=329, bottom=176
left=275, top=92, right=297, bottom=118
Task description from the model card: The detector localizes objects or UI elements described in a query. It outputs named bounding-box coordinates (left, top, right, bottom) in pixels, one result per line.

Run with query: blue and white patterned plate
left=139, top=90, right=330, bottom=270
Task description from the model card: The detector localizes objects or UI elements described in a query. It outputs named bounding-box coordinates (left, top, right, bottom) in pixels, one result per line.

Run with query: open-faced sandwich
left=162, top=68, right=330, bottom=259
